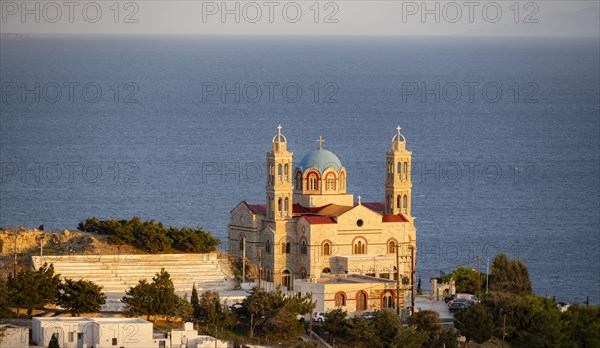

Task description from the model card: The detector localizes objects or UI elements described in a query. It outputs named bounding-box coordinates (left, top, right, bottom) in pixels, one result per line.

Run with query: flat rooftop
left=304, top=274, right=396, bottom=284
left=33, top=317, right=149, bottom=324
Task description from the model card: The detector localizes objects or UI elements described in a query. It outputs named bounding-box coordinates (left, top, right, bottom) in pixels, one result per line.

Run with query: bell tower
left=266, top=124, right=293, bottom=220
left=385, top=126, right=412, bottom=217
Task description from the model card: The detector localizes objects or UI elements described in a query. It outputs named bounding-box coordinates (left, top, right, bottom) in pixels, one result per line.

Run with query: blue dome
left=297, top=149, right=343, bottom=173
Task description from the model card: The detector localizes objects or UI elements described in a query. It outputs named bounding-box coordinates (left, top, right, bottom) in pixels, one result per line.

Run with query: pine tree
left=48, top=333, right=60, bottom=348
left=7, top=263, right=61, bottom=315
left=490, top=253, right=532, bottom=295
left=122, top=269, right=181, bottom=321
left=57, top=279, right=106, bottom=316
left=454, top=303, right=494, bottom=344
left=191, top=284, right=201, bottom=319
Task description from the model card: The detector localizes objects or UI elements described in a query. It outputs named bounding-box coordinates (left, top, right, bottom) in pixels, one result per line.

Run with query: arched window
left=397, top=195, right=401, bottom=209
left=278, top=197, right=282, bottom=212
left=282, top=270, right=291, bottom=289
left=403, top=162, right=408, bottom=180
left=354, top=240, right=366, bottom=255
left=284, top=197, right=289, bottom=213
left=265, top=240, right=271, bottom=253
left=356, top=291, right=368, bottom=311
left=323, top=242, right=331, bottom=256
left=278, top=164, right=282, bottom=176
left=403, top=195, right=408, bottom=214
left=301, top=240, right=307, bottom=255
left=284, top=163, right=289, bottom=178
left=326, top=173, right=336, bottom=191
left=397, top=162, right=401, bottom=177
left=388, top=241, right=396, bottom=254
left=308, top=173, right=319, bottom=191
left=322, top=268, right=331, bottom=274
left=239, top=237, right=244, bottom=251
left=335, top=292, right=346, bottom=307
left=301, top=268, right=307, bottom=279
left=382, top=291, right=394, bottom=309
left=295, top=171, right=302, bottom=190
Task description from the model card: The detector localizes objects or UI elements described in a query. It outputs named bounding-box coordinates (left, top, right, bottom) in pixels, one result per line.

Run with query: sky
left=0, top=0, right=598, bottom=36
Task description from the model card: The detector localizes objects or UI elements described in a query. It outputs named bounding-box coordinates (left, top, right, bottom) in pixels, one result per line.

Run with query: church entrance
left=282, top=270, right=291, bottom=289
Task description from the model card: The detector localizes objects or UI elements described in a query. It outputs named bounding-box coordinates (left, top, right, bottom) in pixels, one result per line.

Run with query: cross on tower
left=358, top=195, right=362, bottom=205
left=396, top=125, right=402, bottom=139
left=317, top=135, right=325, bottom=149
left=277, top=124, right=283, bottom=140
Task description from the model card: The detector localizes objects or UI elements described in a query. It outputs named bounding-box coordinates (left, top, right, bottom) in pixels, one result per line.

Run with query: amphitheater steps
left=31, top=253, right=235, bottom=294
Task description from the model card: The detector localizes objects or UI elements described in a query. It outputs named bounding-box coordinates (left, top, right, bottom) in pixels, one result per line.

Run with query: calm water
left=1, top=35, right=598, bottom=304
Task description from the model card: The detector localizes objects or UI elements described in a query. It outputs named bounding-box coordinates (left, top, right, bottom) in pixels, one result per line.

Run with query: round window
left=356, top=219, right=364, bottom=227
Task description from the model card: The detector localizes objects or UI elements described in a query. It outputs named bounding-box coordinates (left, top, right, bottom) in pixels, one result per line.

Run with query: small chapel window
left=354, top=240, right=366, bottom=254
left=336, top=292, right=346, bottom=306
left=265, top=240, right=271, bottom=253
left=357, top=291, right=367, bottom=311
left=308, top=174, right=318, bottom=191
left=388, top=241, right=396, bottom=254
left=323, top=242, right=331, bottom=255
left=295, top=172, right=302, bottom=190
left=382, top=292, right=394, bottom=309
left=301, top=240, right=307, bottom=255
left=326, top=174, right=335, bottom=190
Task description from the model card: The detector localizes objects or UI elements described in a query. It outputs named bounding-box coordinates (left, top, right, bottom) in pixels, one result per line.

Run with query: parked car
left=448, top=298, right=471, bottom=308
left=449, top=301, right=470, bottom=313
left=357, top=312, right=375, bottom=320
left=313, top=312, right=326, bottom=322
left=445, top=293, right=478, bottom=303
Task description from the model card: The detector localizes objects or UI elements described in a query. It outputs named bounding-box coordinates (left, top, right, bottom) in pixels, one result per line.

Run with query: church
left=228, top=125, right=417, bottom=294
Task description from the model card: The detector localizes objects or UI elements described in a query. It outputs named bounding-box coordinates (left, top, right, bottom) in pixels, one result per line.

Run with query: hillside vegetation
left=78, top=216, right=221, bottom=253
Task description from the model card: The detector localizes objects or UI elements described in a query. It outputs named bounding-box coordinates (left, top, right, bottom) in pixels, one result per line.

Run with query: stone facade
left=294, top=274, right=403, bottom=316
left=228, top=126, right=417, bottom=293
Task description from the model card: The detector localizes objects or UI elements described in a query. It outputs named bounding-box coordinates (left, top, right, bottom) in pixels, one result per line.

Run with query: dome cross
left=317, top=135, right=325, bottom=149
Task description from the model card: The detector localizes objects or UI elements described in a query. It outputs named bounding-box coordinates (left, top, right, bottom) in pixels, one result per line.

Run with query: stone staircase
left=31, top=253, right=235, bottom=293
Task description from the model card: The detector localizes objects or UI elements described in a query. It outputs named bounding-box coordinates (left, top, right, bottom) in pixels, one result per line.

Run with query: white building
left=170, top=322, right=229, bottom=348
left=32, top=317, right=164, bottom=348
left=0, top=324, right=29, bottom=348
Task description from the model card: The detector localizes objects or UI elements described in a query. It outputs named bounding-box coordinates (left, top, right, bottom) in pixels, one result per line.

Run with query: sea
left=1, top=35, right=598, bottom=304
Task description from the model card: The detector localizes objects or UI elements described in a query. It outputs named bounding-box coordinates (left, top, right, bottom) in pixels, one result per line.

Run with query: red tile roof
left=313, top=204, right=354, bottom=217
left=362, top=201, right=385, bottom=214
left=303, top=216, right=337, bottom=224
left=242, top=201, right=266, bottom=215
left=382, top=214, right=409, bottom=222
